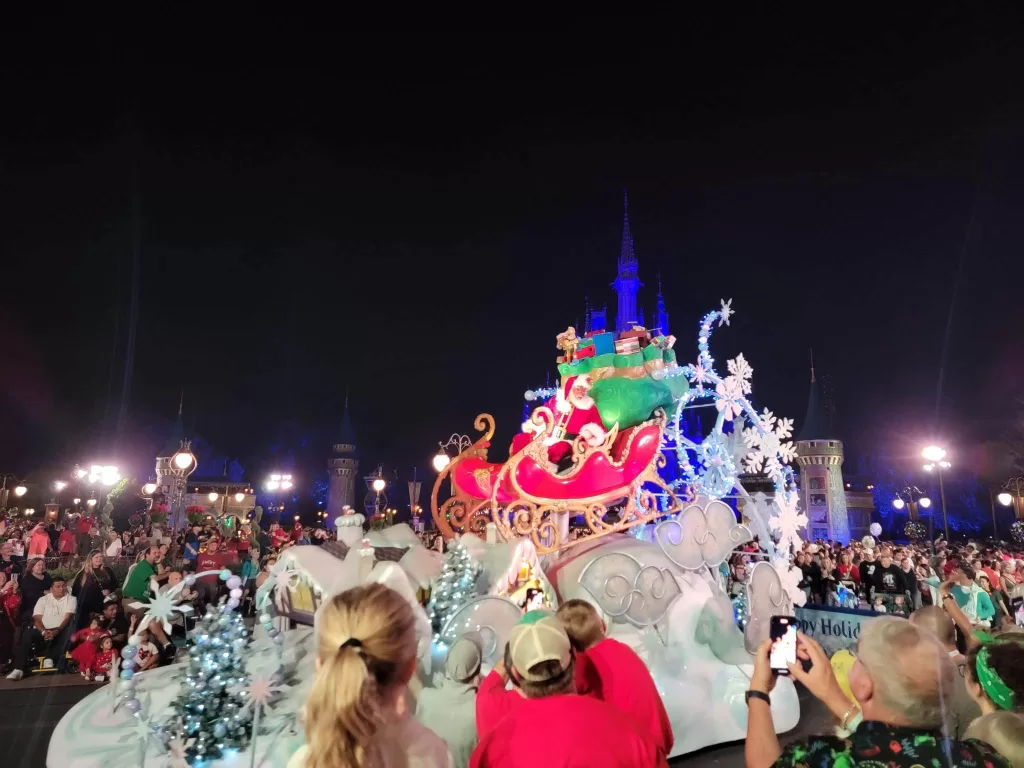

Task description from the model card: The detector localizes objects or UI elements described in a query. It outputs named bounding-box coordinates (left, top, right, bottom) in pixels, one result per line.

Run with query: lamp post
left=167, top=441, right=197, bottom=556
left=364, top=466, right=388, bottom=518
left=996, top=476, right=1024, bottom=536
left=263, top=473, right=294, bottom=523
left=922, top=445, right=951, bottom=541
left=892, top=486, right=931, bottom=539
left=0, top=474, right=27, bottom=510
left=432, top=434, right=473, bottom=473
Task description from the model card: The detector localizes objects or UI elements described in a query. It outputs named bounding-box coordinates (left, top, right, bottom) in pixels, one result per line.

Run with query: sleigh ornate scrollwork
left=431, top=409, right=693, bottom=554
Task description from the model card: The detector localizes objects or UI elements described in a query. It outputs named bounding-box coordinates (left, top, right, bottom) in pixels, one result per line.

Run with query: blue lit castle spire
left=654, top=274, right=670, bottom=335
left=612, top=188, right=643, bottom=332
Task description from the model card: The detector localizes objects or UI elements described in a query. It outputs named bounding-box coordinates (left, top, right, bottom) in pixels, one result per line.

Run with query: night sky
left=3, top=8, right=1024, bottom=496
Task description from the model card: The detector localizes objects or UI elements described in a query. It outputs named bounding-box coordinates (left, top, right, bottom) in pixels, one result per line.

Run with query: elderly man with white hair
left=744, top=616, right=1010, bottom=768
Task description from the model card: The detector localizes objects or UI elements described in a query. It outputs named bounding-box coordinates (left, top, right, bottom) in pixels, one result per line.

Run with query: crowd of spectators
left=0, top=513, right=340, bottom=682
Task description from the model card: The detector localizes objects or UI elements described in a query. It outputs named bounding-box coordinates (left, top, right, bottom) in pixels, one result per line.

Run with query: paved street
left=2, top=673, right=831, bottom=768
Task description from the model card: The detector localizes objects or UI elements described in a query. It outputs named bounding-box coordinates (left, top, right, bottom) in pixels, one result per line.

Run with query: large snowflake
left=768, top=491, right=807, bottom=556
left=741, top=408, right=796, bottom=481
left=726, top=353, right=753, bottom=394
left=714, top=377, right=744, bottom=421
left=127, top=578, right=193, bottom=635
left=772, top=556, right=807, bottom=608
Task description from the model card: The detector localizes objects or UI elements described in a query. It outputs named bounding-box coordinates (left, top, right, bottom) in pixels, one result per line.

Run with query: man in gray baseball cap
left=415, top=631, right=484, bottom=768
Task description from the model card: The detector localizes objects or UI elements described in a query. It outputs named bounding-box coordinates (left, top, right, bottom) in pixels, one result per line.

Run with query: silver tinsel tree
left=166, top=597, right=253, bottom=763
left=427, top=538, right=480, bottom=634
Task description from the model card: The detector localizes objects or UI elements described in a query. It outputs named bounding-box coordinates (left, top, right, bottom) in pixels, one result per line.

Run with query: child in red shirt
left=557, top=599, right=674, bottom=758
left=87, top=636, right=116, bottom=682
left=71, top=616, right=111, bottom=678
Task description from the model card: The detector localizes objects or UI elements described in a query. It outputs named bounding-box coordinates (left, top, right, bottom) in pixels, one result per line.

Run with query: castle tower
left=612, top=189, right=643, bottom=332
left=326, top=397, right=359, bottom=527
left=794, top=357, right=850, bottom=543
left=654, top=274, right=670, bottom=335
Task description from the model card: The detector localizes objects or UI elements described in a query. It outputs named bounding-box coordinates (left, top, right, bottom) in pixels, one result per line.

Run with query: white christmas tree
left=426, top=539, right=480, bottom=635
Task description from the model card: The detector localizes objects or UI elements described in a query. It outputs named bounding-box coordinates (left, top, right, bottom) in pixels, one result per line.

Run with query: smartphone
left=769, top=615, right=797, bottom=675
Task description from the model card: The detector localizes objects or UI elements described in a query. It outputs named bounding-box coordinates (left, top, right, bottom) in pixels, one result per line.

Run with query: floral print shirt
left=772, top=721, right=1010, bottom=768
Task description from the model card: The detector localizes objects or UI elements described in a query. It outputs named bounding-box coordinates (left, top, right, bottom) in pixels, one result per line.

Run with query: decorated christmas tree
left=166, top=598, right=253, bottom=763
left=426, top=538, right=480, bottom=634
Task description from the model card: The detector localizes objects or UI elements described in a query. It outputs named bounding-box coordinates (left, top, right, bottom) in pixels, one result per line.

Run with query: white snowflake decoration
left=128, top=578, right=194, bottom=635
left=768, top=492, right=807, bottom=556
left=687, top=360, right=713, bottom=390
left=741, top=413, right=797, bottom=481
left=718, top=298, right=734, bottom=326
left=714, top=377, right=744, bottom=421
left=166, top=735, right=194, bottom=768
left=726, top=353, right=753, bottom=394
left=773, top=557, right=807, bottom=608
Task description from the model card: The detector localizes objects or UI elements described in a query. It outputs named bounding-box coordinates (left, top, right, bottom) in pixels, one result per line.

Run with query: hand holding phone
left=769, top=615, right=797, bottom=675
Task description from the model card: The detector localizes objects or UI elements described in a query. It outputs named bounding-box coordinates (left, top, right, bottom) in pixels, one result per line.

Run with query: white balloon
left=869, top=523, right=882, bottom=537
left=861, top=535, right=876, bottom=548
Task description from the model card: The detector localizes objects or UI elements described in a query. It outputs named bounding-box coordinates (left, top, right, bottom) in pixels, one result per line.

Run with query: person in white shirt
left=7, top=577, right=78, bottom=680
left=105, top=530, right=123, bottom=559
left=416, top=632, right=482, bottom=768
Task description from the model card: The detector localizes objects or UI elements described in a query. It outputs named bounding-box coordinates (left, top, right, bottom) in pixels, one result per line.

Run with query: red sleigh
left=430, top=410, right=691, bottom=554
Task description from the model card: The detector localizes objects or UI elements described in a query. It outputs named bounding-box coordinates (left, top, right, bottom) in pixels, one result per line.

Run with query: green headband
left=972, top=632, right=1022, bottom=712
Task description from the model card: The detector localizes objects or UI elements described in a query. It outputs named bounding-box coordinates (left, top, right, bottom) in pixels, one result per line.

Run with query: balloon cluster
left=869, top=522, right=882, bottom=537
left=903, top=520, right=927, bottom=540
left=1010, top=520, right=1024, bottom=546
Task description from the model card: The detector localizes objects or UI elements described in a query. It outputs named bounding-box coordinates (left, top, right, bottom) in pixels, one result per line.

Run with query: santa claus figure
left=511, top=374, right=607, bottom=468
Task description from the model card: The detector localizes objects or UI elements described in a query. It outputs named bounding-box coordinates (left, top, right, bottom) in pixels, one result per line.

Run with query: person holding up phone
left=744, top=616, right=1011, bottom=768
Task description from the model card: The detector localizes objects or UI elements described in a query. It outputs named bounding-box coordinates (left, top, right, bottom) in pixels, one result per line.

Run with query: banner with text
left=794, top=604, right=882, bottom=656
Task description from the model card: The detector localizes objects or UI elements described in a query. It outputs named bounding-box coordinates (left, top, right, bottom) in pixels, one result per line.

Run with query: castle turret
left=654, top=274, right=670, bottom=335
left=612, top=189, right=643, bottom=332
left=795, top=357, right=850, bottom=543
left=326, top=397, right=359, bottom=527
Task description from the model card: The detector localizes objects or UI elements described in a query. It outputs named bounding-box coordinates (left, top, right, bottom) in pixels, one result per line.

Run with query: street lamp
left=208, top=492, right=219, bottom=502
left=24, top=508, right=34, bottom=516
left=54, top=481, right=67, bottom=492
left=167, top=440, right=198, bottom=552
left=921, top=445, right=951, bottom=541
left=893, top=486, right=931, bottom=539
left=996, top=477, right=1024, bottom=535
left=142, top=482, right=157, bottom=495
left=265, top=473, right=293, bottom=491
left=372, top=478, right=386, bottom=493
left=14, top=485, right=27, bottom=498
left=433, top=434, right=473, bottom=473
left=234, top=492, right=245, bottom=503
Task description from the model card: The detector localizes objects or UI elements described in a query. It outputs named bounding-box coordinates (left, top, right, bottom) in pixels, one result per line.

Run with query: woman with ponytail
left=287, top=583, right=452, bottom=768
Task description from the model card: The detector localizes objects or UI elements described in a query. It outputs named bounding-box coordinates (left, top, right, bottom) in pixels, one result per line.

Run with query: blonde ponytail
left=305, top=584, right=416, bottom=768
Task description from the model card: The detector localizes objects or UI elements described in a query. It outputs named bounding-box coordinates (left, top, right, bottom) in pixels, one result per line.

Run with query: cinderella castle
left=567, top=190, right=872, bottom=543
left=582, top=190, right=671, bottom=337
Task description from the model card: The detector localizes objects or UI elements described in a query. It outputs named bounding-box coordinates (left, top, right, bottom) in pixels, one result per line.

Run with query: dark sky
left=2, top=7, right=1024, bottom=492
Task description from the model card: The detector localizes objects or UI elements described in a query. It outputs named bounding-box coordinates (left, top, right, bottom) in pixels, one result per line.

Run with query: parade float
left=48, top=300, right=809, bottom=765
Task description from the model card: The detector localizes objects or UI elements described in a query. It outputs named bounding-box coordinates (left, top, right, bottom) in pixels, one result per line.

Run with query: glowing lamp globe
left=90, top=465, right=103, bottom=475
left=208, top=492, right=219, bottom=502
left=173, top=452, right=194, bottom=470
left=922, top=446, right=946, bottom=463
left=142, top=483, right=157, bottom=495
left=372, top=478, right=386, bottom=493
left=281, top=480, right=293, bottom=490
left=433, top=451, right=450, bottom=473
left=13, top=485, right=27, bottom=497
left=73, top=498, right=81, bottom=505
left=54, top=481, right=67, bottom=492
left=234, top=492, right=245, bottom=502
left=75, top=468, right=87, bottom=479
left=998, top=492, right=1014, bottom=507
left=919, top=497, right=932, bottom=508
left=265, top=480, right=280, bottom=491
left=24, top=508, right=34, bottom=516
left=892, top=498, right=905, bottom=510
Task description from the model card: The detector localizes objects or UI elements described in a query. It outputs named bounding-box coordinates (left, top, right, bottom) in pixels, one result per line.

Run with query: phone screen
left=1012, top=597, right=1024, bottom=628
left=769, top=616, right=797, bottom=674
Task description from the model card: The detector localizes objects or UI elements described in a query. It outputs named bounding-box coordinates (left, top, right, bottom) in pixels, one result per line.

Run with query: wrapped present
left=619, top=328, right=649, bottom=347
left=575, top=338, right=596, bottom=359
left=615, top=337, right=640, bottom=355
left=591, top=332, right=615, bottom=356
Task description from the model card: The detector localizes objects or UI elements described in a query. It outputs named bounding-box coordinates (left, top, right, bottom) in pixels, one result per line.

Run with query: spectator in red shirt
left=557, top=599, right=674, bottom=757
left=475, top=640, right=525, bottom=739
left=270, top=522, right=289, bottom=550
left=469, top=611, right=665, bottom=768
left=290, top=523, right=303, bottom=543
left=58, top=526, right=75, bottom=562
left=195, top=538, right=227, bottom=608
